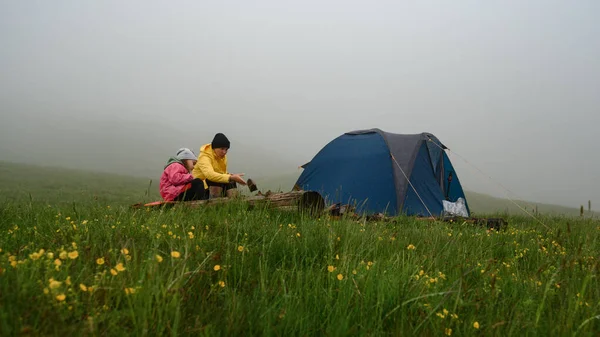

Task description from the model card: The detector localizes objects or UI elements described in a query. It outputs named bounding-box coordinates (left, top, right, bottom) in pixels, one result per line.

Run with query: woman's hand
left=229, top=173, right=247, bottom=185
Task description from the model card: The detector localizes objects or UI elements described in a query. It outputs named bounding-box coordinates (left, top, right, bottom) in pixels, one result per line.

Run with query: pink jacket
left=160, top=162, right=194, bottom=201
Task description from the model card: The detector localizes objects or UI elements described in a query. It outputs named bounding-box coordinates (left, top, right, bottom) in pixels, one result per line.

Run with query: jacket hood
left=164, top=157, right=184, bottom=169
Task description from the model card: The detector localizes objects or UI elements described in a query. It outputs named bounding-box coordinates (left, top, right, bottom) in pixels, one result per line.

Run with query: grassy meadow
left=0, top=161, right=599, bottom=336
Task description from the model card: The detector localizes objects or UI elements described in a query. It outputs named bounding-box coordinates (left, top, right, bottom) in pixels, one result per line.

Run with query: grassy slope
left=0, top=161, right=599, bottom=335
left=0, top=161, right=160, bottom=205
left=1, top=189, right=599, bottom=335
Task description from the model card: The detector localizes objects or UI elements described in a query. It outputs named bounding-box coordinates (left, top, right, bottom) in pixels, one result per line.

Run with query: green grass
left=0, top=161, right=159, bottom=205
left=0, top=161, right=599, bottom=336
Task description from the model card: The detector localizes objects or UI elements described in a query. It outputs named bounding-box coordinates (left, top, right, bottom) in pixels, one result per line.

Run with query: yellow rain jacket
left=192, top=143, right=230, bottom=188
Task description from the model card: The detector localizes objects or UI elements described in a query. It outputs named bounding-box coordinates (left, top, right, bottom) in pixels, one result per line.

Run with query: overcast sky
left=1, top=1, right=598, bottom=208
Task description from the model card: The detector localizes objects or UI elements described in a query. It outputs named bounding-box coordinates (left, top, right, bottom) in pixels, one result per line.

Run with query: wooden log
left=133, top=190, right=325, bottom=216
left=263, top=190, right=326, bottom=216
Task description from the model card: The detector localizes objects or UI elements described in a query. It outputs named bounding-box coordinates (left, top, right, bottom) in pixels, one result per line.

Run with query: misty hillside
left=0, top=116, right=301, bottom=181
left=0, top=160, right=159, bottom=205
left=1, top=161, right=596, bottom=218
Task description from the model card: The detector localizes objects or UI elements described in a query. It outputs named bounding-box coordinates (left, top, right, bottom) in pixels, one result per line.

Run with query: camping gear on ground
left=442, top=197, right=469, bottom=217
left=295, top=128, right=469, bottom=217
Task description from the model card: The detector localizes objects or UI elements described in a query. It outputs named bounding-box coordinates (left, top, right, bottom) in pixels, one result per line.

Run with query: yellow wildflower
left=54, top=259, right=62, bottom=266
left=68, top=251, right=79, bottom=259
left=171, top=251, right=181, bottom=258
left=110, top=269, right=118, bottom=276
left=65, top=276, right=71, bottom=286
left=214, top=265, right=221, bottom=271
left=352, top=269, right=357, bottom=275
left=121, top=248, right=129, bottom=255
left=473, top=322, right=480, bottom=329
left=124, top=288, right=135, bottom=295
left=49, top=279, right=62, bottom=289
left=218, top=281, right=225, bottom=288
left=327, top=265, right=336, bottom=272
left=407, top=244, right=416, bottom=250
left=445, top=328, right=452, bottom=336
left=115, top=263, right=126, bottom=272
left=79, top=284, right=88, bottom=292
left=238, top=246, right=244, bottom=252
left=188, top=232, right=194, bottom=239
left=155, top=255, right=163, bottom=263
left=337, top=274, right=344, bottom=281
left=56, top=294, right=66, bottom=301
left=59, top=251, right=68, bottom=260
left=46, top=252, right=54, bottom=259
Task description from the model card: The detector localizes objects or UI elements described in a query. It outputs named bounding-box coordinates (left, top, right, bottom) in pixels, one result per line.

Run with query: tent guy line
left=426, top=138, right=550, bottom=230
left=390, top=154, right=435, bottom=219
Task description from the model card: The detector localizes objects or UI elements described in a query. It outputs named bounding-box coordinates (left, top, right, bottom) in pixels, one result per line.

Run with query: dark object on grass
left=441, top=216, right=507, bottom=231
left=327, top=203, right=355, bottom=217
left=247, top=179, right=257, bottom=192
left=473, top=217, right=507, bottom=231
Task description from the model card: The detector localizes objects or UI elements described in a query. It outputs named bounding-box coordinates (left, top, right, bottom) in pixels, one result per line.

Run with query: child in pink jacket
left=160, top=148, right=208, bottom=201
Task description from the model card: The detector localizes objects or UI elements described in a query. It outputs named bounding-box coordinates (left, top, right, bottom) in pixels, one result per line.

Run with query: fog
left=1, top=1, right=598, bottom=208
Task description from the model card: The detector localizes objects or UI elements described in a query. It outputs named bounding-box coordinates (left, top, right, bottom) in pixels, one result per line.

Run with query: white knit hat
left=176, top=148, right=197, bottom=161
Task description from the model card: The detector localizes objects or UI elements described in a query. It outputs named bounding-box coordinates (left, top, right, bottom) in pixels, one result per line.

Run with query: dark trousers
left=174, top=179, right=208, bottom=201
left=206, top=179, right=237, bottom=197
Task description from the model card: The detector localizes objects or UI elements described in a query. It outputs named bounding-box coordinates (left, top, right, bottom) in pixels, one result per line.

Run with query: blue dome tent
left=295, top=129, right=469, bottom=216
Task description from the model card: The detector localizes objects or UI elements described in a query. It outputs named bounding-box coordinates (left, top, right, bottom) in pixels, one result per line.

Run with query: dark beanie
left=211, top=133, right=230, bottom=149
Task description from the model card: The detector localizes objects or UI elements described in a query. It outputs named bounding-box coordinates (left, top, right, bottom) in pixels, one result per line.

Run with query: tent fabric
left=401, top=142, right=445, bottom=216
left=295, top=128, right=470, bottom=216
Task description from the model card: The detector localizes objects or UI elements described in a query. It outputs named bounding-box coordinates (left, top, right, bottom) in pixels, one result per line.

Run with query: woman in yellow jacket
left=192, top=133, right=247, bottom=198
